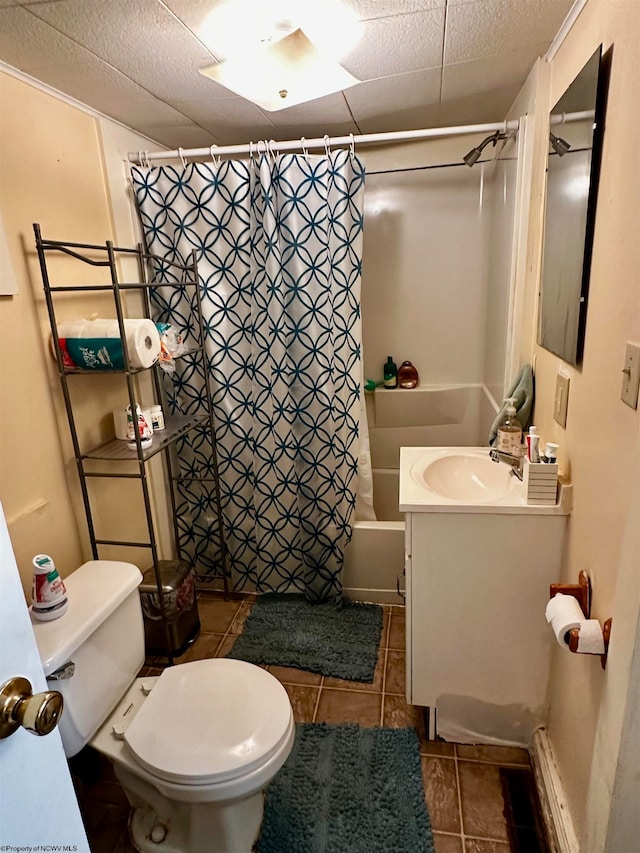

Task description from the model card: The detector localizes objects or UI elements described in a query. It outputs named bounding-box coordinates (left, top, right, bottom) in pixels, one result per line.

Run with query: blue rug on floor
left=227, top=593, right=383, bottom=682
left=257, top=723, right=434, bottom=853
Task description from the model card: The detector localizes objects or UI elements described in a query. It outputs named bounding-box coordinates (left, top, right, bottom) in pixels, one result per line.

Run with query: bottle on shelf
left=126, top=404, right=153, bottom=449
left=397, top=361, right=419, bottom=389
left=383, top=356, right=397, bottom=388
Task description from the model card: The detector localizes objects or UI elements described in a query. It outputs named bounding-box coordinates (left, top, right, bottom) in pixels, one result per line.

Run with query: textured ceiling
left=0, top=0, right=575, bottom=149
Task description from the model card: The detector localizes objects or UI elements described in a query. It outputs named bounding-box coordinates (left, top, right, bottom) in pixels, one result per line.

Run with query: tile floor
left=71, top=591, right=541, bottom=852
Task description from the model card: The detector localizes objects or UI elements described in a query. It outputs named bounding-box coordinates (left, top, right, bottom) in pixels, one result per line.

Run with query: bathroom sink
left=411, top=451, right=513, bottom=503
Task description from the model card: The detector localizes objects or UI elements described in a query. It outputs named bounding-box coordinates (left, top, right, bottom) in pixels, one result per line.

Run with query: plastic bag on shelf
left=155, top=322, right=186, bottom=372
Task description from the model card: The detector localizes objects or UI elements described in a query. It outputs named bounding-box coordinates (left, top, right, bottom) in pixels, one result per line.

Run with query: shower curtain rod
left=128, top=119, right=520, bottom=164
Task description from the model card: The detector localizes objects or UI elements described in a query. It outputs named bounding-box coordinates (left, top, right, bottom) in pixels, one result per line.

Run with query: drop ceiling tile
left=437, top=85, right=522, bottom=128
left=442, top=45, right=547, bottom=102
left=168, top=97, right=276, bottom=143
left=136, top=124, right=216, bottom=151
left=343, top=6, right=446, bottom=80
left=0, top=5, right=76, bottom=70
left=346, top=67, right=442, bottom=121
left=164, top=0, right=446, bottom=40
left=27, top=0, right=222, bottom=102
left=444, top=0, right=574, bottom=65
left=265, top=92, right=355, bottom=128
left=357, top=102, right=441, bottom=134
left=270, top=121, right=359, bottom=144
left=345, top=0, right=446, bottom=18
left=0, top=6, right=196, bottom=129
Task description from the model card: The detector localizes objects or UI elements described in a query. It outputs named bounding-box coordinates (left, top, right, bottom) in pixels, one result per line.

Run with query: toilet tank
left=31, top=560, right=145, bottom=758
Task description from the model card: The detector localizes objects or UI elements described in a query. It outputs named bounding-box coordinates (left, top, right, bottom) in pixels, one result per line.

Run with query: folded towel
left=488, top=363, right=535, bottom=445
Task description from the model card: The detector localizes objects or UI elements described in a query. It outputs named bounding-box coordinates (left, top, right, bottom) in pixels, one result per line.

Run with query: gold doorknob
left=0, top=676, right=63, bottom=739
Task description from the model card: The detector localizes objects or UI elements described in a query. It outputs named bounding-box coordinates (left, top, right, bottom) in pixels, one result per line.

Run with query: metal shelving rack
left=34, top=223, right=230, bottom=665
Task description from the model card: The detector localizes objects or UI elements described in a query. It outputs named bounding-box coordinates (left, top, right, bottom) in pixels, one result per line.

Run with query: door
left=0, top=502, right=89, bottom=850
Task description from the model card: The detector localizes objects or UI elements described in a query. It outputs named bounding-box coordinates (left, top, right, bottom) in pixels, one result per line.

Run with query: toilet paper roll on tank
left=545, top=593, right=605, bottom=655
left=56, top=318, right=161, bottom=370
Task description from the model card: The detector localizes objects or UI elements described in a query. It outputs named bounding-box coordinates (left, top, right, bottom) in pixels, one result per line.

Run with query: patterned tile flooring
left=71, top=591, right=538, bottom=852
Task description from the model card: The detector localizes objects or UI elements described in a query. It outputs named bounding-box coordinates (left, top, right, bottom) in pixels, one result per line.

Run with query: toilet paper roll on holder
left=549, top=570, right=612, bottom=669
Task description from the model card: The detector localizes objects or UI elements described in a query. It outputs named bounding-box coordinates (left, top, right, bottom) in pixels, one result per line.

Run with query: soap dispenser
left=383, top=356, right=397, bottom=388
left=497, top=397, right=522, bottom=455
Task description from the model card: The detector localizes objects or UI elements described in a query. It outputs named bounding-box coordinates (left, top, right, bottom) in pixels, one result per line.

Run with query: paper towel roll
left=545, top=593, right=585, bottom=648
left=57, top=318, right=161, bottom=370
left=575, top=619, right=605, bottom=655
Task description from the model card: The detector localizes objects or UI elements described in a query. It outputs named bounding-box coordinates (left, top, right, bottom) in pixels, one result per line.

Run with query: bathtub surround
left=227, top=594, right=383, bottom=682
left=257, top=723, right=434, bottom=853
left=343, top=384, right=497, bottom=604
left=132, top=150, right=369, bottom=601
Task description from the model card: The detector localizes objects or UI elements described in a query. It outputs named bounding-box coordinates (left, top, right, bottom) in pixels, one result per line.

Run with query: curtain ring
left=349, top=133, right=356, bottom=159
left=323, top=134, right=331, bottom=157
left=178, top=147, right=187, bottom=168
left=267, top=139, right=278, bottom=163
left=144, top=151, right=151, bottom=169
left=209, top=144, right=221, bottom=167
left=300, top=136, right=309, bottom=157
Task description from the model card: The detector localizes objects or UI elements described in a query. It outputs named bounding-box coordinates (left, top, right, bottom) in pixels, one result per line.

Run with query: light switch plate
left=621, top=342, right=640, bottom=409
left=554, top=371, right=570, bottom=427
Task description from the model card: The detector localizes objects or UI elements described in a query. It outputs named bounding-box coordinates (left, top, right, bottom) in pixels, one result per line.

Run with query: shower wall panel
left=361, top=161, right=494, bottom=388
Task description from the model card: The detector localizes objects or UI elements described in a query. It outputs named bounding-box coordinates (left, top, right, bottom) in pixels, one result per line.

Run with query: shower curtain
left=132, top=149, right=372, bottom=601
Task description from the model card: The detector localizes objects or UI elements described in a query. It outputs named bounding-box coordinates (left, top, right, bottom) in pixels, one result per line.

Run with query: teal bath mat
left=227, top=594, right=383, bottom=681
left=257, top=723, right=434, bottom=853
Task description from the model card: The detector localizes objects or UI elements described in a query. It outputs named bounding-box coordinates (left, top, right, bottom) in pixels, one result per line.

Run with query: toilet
left=31, top=560, right=295, bottom=853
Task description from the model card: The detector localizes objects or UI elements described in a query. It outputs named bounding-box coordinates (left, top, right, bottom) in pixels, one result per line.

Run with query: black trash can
left=140, top=559, right=200, bottom=656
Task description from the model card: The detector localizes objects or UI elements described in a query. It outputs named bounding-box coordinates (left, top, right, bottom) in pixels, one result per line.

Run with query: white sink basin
left=411, top=451, right=513, bottom=503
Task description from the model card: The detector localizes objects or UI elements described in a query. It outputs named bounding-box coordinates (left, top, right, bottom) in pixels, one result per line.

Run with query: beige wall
left=0, top=70, right=163, bottom=592
left=515, top=0, right=640, bottom=846
left=0, top=71, right=112, bottom=588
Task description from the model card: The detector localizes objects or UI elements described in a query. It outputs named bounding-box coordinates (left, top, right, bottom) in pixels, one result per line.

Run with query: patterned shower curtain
left=131, top=149, right=367, bottom=601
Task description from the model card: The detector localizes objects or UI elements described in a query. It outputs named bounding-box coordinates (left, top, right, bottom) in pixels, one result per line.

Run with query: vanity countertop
left=399, top=446, right=571, bottom=515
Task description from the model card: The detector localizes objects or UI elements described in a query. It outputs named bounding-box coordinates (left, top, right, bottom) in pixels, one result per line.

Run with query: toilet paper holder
left=549, top=571, right=612, bottom=669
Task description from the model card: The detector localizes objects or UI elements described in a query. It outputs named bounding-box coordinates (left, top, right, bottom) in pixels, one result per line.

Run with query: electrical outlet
left=554, top=371, right=570, bottom=427
left=621, top=342, right=640, bottom=409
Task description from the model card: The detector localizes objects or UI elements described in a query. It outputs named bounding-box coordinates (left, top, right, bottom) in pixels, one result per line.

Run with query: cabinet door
left=408, top=512, right=564, bottom=721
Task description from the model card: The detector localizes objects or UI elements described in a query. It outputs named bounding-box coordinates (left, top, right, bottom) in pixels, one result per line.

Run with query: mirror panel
left=538, top=46, right=607, bottom=365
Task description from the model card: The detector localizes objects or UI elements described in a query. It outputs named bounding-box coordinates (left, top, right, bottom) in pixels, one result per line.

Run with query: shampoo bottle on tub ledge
left=383, top=356, right=397, bottom=388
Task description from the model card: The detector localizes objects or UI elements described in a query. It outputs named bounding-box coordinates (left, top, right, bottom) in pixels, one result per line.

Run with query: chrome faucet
left=490, top=448, right=524, bottom=479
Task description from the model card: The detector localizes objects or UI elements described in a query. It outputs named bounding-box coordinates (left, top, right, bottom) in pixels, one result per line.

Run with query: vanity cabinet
left=400, top=446, right=570, bottom=745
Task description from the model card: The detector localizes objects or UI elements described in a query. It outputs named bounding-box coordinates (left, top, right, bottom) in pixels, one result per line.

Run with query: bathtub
left=343, top=384, right=498, bottom=603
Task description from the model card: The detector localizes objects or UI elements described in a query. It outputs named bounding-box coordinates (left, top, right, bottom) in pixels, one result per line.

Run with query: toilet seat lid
left=124, top=659, right=293, bottom=785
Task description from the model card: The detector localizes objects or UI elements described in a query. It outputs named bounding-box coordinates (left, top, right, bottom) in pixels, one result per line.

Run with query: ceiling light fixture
left=199, top=28, right=359, bottom=112
left=199, top=0, right=361, bottom=62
